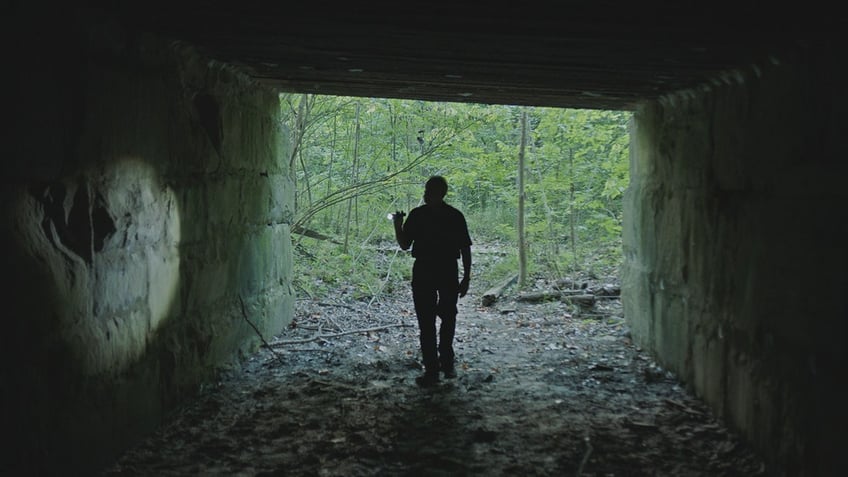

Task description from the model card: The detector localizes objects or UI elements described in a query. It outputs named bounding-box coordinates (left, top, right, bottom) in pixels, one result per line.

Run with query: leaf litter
left=103, top=270, right=766, bottom=476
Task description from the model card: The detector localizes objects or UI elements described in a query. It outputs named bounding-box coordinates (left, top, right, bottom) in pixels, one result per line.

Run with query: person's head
left=423, top=175, right=448, bottom=204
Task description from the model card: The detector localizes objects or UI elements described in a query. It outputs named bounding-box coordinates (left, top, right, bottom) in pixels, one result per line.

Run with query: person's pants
left=411, top=259, right=459, bottom=375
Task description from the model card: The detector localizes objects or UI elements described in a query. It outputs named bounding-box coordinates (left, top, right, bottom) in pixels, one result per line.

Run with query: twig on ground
left=578, top=313, right=611, bottom=319
left=576, top=436, right=593, bottom=476
left=368, top=248, right=401, bottom=308
left=325, top=314, right=344, bottom=332
left=664, top=398, right=703, bottom=416
left=239, top=295, right=286, bottom=366
left=311, top=379, right=360, bottom=391
left=271, top=323, right=414, bottom=346
left=297, top=325, right=341, bottom=332
left=318, top=301, right=356, bottom=310
left=292, top=281, right=314, bottom=300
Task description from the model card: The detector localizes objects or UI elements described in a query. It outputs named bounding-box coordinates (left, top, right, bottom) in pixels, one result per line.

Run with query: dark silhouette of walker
left=393, top=176, right=472, bottom=387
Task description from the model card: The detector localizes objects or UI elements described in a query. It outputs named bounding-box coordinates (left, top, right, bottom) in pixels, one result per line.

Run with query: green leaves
left=281, top=93, right=631, bottom=288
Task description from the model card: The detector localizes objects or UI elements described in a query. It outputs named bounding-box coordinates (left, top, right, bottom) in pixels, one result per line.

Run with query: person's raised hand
left=392, top=211, right=405, bottom=226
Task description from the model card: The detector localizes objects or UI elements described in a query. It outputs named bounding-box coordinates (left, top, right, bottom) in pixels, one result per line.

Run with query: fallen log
left=592, top=284, right=621, bottom=296
left=516, top=291, right=561, bottom=303
left=561, top=294, right=596, bottom=308
left=561, top=289, right=589, bottom=296
left=481, top=274, right=518, bottom=306
left=554, top=278, right=588, bottom=290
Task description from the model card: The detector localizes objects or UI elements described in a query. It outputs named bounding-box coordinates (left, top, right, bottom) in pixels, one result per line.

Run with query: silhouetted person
left=393, top=175, right=472, bottom=387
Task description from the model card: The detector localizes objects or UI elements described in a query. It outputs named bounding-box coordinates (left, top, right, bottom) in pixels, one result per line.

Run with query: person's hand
left=392, top=210, right=405, bottom=226
left=458, top=276, right=470, bottom=297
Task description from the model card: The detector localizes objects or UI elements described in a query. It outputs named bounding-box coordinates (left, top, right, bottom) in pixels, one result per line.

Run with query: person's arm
left=393, top=212, right=412, bottom=250
left=458, top=245, right=471, bottom=297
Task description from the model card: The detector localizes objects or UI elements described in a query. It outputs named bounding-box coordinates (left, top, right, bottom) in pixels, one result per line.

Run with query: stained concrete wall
left=2, top=13, right=294, bottom=475
left=623, top=44, right=847, bottom=476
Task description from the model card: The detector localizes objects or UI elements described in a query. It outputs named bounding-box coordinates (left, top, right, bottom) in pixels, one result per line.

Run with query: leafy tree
left=279, top=93, right=631, bottom=298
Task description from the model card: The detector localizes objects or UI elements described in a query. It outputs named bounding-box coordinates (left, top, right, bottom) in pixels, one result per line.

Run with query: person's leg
left=436, top=262, right=460, bottom=376
left=436, top=290, right=458, bottom=375
left=412, top=263, right=439, bottom=382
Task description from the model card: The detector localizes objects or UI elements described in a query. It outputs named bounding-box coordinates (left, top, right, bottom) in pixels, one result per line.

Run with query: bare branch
left=269, top=323, right=414, bottom=346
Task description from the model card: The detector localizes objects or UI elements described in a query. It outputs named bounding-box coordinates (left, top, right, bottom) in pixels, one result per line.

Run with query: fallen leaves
left=103, top=271, right=766, bottom=477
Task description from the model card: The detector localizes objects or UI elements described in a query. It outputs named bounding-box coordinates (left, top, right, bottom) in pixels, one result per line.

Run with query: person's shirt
left=402, top=202, right=472, bottom=260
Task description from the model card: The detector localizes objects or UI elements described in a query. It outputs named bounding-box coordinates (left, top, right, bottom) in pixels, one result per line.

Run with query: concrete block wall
left=622, top=44, right=847, bottom=475
left=2, top=14, right=294, bottom=475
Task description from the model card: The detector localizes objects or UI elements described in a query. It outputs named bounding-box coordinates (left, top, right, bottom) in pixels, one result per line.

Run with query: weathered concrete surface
left=2, top=16, right=294, bottom=475
left=623, top=45, right=848, bottom=476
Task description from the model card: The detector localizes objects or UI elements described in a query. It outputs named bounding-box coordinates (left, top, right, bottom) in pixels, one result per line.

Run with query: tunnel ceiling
left=116, top=2, right=827, bottom=110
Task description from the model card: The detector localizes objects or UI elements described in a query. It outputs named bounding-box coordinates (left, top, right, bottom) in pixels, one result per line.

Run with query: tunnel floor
left=102, top=275, right=766, bottom=476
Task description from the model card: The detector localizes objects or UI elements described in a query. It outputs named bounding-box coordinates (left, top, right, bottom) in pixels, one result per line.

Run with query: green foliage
left=482, top=251, right=520, bottom=289
left=293, top=239, right=395, bottom=301
left=281, top=93, right=631, bottom=297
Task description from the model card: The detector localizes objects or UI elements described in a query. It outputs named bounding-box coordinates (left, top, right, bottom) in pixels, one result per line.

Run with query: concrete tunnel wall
left=622, top=44, right=848, bottom=476
left=2, top=20, right=295, bottom=475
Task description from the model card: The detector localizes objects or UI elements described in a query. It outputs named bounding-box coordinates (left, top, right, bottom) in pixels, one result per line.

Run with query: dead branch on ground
left=482, top=274, right=518, bottom=306
left=270, top=323, right=414, bottom=346
left=239, top=295, right=286, bottom=366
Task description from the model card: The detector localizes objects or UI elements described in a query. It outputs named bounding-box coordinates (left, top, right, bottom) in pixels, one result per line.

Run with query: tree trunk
left=290, top=94, right=312, bottom=213
left=568, top=147, right=578, bottom=267
left=533, top=153, right=560, bottom=274
left=324, top=113, right=337, bottom=230
left=344, top=102, right=361, bottom=252
left=299, top=146, right=312, bottom=208
left=518, top=109, right=528, bottom=289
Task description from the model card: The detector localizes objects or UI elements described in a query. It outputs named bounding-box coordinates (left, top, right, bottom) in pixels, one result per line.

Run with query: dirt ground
left=102, top=268, right=767, bottom=477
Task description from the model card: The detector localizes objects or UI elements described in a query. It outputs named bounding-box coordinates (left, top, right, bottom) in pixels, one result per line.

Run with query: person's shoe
left=415, top=373, right=440, bottom=387
left=441, top=367, right=457, bottom=379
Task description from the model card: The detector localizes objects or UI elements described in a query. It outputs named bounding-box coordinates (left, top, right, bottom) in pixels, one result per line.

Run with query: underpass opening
left=103, top=94, right=768, bottom=475
left=10, top=5, right=839, bottom=474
